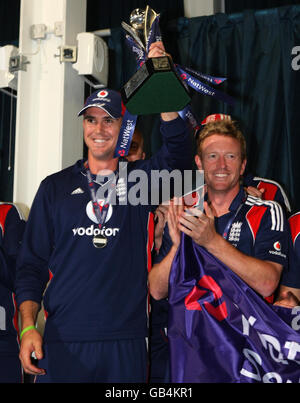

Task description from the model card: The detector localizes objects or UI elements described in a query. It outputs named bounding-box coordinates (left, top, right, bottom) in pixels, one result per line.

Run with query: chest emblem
left=228, top=221, right=242, bottom=243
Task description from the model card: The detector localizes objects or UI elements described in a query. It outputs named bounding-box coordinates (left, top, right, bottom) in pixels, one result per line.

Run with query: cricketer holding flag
left=148, top=117, right=300, bottom=382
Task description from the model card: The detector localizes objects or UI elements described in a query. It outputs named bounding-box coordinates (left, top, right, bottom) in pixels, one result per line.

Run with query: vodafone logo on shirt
left=86, top=200, right=113, bottom=224
left=269, top=240, right=286, bottom=259
left=72, top=201, right=120, bottom=239
left=273, top=241, right=281, bottom=251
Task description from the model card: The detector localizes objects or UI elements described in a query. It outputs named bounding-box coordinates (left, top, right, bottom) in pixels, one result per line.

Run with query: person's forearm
left=18, top=300, right=45, bottom=376
left=205, top=234, right=282, bottom=297
left=19, top=300, right=40, bottom=329
left=149, top=245, right=178, bottom=300
left=161, top=112, right=178, bottom=121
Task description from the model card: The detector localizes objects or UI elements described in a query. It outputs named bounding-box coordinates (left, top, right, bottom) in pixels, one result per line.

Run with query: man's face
left=195, top=134, right=246, bottom=193
left=126, top=131, right=145, bottom=162
left=83, top=107, right=122, bottom=161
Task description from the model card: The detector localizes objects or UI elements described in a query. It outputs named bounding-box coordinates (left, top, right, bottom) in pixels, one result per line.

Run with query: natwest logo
left=185, top=275, right=228, bottom=322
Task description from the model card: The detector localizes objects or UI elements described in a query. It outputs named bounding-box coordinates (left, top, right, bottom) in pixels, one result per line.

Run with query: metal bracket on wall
left=9, top=55, right=30, bottom=72
left=59, top=46, right=77, bottom=63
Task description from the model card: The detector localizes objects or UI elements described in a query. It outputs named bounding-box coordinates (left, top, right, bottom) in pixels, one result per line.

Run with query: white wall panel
left=14, top=0, right=87, bottom=213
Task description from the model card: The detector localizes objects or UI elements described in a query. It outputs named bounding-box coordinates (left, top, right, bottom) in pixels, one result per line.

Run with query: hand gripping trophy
left=114, top=5, right=234, bottom=158
left=120, top=5, right=191, bottom=115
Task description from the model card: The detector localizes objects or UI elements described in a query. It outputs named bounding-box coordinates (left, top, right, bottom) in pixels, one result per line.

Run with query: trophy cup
left=120, top=6, right=191, bottom=115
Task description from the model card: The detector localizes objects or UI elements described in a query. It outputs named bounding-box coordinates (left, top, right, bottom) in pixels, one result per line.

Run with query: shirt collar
left=204, top=186, right=246, bottom=213
left=229, top=186, right=247, bottom=212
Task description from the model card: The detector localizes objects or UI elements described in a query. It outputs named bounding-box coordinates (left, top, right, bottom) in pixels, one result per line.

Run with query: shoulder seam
left=245, top=196, right=284, bottom=232
left=0, top=202, right=25, bottom=221
left=252, top=176, right=291, bottom=212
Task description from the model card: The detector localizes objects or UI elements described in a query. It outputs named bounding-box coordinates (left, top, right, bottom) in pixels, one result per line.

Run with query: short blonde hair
left=196, top=120, right=247, bottom=161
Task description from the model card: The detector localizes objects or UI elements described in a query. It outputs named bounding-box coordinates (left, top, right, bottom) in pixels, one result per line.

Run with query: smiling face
left=195, top=134, right=247, bottom=195
left=83, top=107, right=122, bottom=166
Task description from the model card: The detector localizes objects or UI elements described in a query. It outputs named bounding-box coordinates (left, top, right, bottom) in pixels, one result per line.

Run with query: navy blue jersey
left=0, top=203, right=25, bottom=355
left=243, top=173, right=291, bottom=213
left=214, top=188, right=288, bottom=269
left=281, top=212, right=300, bottom=288
left=15, top=117, right=193, bottom=343
left=158, top=188, right=289, bottom=290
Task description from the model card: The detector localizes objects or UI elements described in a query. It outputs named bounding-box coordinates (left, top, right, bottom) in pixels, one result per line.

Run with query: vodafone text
left=72, top=225, right=119, bottom=238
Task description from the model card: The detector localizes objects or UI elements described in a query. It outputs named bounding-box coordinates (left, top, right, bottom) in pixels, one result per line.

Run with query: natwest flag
left=168, top=234, right=300, bottom=383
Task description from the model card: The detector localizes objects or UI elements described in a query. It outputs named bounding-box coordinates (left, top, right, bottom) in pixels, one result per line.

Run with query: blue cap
left=78, top=89, right=123, bottom=118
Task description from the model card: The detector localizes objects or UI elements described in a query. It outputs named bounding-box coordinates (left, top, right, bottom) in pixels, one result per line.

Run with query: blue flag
left=168, top=234, right=300, bottom=383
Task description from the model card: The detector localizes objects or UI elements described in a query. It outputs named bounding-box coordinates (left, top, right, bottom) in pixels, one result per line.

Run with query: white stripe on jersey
left=245, top=196, right=284, bottom=232
left=252, top=176, right=291, bottom=212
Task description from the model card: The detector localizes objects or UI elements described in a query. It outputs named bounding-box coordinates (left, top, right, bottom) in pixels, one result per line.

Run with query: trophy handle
left=144, top=5, right=159, bottom=45
left=121, top=21, right=145, bottom=50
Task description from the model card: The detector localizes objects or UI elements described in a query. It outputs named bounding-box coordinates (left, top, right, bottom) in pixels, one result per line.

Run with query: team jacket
left=158, top=187, right=289, bottom=286
left=214, top=188, right=288, bottom=268
left=0, top=203, right=25, bottom=355
left=15, top=117, right=193, bottom=343
left=151, top=186, right=290, bottom=329
left=281, top=212, right=300, bottom=288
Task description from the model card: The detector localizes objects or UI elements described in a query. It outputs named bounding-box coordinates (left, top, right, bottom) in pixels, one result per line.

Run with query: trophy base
left=121, top=56, right=191, bottom=115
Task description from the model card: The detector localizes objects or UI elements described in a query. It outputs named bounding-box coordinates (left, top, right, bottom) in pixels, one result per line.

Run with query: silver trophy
left=122, top=6, right=159, bottom=52
left=121, top=5, right=190, bottom=115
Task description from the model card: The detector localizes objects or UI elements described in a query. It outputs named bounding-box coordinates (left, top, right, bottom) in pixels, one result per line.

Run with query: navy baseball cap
left=78, top=89, right=123, bottom=118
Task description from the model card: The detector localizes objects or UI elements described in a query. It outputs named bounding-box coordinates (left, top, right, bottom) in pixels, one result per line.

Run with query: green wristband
left=20, top=325, right=36, bottom=340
